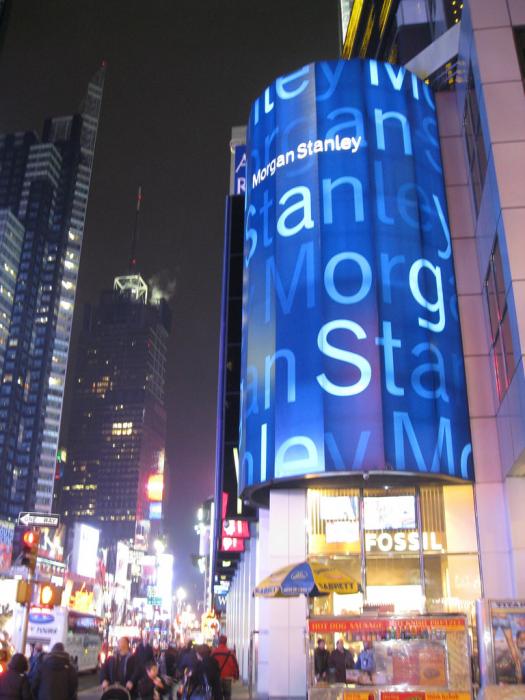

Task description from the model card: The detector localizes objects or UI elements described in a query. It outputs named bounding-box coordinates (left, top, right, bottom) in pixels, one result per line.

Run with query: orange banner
left=308, top=617, right=466, bottom=634
left=378, top=693, right=471, bottom=700
left=343, top=692, right=377, bottom=700
left=380, top=693, right=425, bottom=700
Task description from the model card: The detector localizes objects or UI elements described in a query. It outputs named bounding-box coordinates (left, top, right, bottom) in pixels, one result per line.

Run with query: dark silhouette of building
left=62, top=274, right=170, bottom=545
left=211, top=129, right=255, bottom=603
left=0, top=66, right=105, bottom=520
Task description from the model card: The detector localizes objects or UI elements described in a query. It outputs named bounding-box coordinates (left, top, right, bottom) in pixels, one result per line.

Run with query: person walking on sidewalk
left=31, top=642, right=78, bottom=700
left=100, top=637, right=138, bottom=698
left=0, top=653, right=33, bottom=700
left=211, top=636, right=239, bottom=700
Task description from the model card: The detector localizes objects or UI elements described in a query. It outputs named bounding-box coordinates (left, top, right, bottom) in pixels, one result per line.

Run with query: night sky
left=0, top=0, right=339, bottom=599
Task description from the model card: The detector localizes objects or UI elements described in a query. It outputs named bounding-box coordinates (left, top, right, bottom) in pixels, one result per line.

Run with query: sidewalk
left=232, top=682, right=252, bottom=700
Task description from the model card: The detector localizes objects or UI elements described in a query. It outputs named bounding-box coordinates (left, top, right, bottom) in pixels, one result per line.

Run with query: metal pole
left=248, top=630, right=259, bottom=700
left=19, top=576, right=33, bottom=655
left=415, top=486, right=426, bottom=610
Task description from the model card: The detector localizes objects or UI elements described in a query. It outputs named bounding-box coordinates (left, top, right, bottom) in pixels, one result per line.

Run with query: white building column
left=263, top=489, right=308, bottom=699
left=255, top=508, right=270, bottom=696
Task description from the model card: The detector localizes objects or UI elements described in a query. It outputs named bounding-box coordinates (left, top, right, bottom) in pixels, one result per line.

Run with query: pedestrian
left=314, top=638, right=329, bottom=681
left=211, top=636, right=239, bottom=700
left=135, top=632, right=155, bottom=669
left=133, top=632, right=154, bottom=689
left=178, top=641, right=197, bottom=675
left=0, top=653, right=33, bottom=700
left=27, top=644, right=44, bottom=687
left=31, top=642, right=77, bottom=700
left=328, top=638, right=354, bottom=684
left=184, top=646, right=221, bottom=700
left=100, top=637, right=138, bottom=698
left=137, top=660, right=168, bottom=700
left=356, top=641, right=375, bottom=679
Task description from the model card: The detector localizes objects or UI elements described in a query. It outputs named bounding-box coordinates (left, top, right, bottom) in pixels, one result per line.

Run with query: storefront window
left=307, top=483, right=480, bottom=618
left=307, top=488, right=360, bottom=557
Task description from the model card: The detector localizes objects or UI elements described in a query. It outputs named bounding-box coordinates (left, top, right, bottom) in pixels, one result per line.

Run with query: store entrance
left=307, top=484, right=481, bottom=618
left=306, top=484, right=481, bottom=698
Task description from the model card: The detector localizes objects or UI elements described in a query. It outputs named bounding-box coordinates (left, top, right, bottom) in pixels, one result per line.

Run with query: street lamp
left=176, top=586, right=187, bottom=619
left=153, top=539, right=165, bottom=555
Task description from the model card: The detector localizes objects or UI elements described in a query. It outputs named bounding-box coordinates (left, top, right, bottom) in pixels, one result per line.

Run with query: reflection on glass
left=307, top=485, right=480, bottom=617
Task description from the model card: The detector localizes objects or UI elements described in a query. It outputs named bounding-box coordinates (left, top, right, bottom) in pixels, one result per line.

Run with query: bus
left=13, top=606, right=103, bottom=672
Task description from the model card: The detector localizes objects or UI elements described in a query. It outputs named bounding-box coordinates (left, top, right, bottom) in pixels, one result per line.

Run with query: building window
left=307, top=484, right=480, bottom=619
left=514, top=27, right=525, bottom=83
left=485, top=239, right=516, bottom=399
left=463, top=67, right=487, bottom=216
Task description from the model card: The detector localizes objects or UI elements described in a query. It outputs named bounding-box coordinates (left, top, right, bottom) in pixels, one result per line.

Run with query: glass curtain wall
left=307, top=485, right=480, bottom=620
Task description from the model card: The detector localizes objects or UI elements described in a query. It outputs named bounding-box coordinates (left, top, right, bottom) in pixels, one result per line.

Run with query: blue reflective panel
left=240, top=60, right=473, bottom=490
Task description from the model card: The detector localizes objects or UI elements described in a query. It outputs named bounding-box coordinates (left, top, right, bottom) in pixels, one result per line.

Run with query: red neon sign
left=222, top=520, right=249, bottom=539
left=220, top=537, right=245, bottom=553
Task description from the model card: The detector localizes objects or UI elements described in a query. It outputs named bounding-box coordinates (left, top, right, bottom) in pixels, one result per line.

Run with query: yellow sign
left=343, top=692, right=377, bottom=700
left=70, top=589, right=94, bottom=613
left=426, top=694, right=471, bottom=700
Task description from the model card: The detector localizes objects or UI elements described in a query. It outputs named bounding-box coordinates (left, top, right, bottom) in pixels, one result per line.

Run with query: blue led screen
left=239, top=60, right=473, bottom=491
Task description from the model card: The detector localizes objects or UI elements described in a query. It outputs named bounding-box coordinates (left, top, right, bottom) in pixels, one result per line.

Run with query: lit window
left=463, top=67, right=487, bottom=216
left=485, top=239, right=516, bottom=400
left=112, top=421, right=133, bottom=436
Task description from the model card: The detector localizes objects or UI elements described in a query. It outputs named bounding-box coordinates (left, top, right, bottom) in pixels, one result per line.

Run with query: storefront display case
left=476, top=599, right=525, bottom=700
left=308, top=614, right=473, bottom=700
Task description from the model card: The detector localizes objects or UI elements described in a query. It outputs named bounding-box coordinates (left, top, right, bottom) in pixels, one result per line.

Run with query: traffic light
left=21, top=529, right=39, bottom=573
left=38, top=583, right=62, bottom=608
left=16, top=579, right=33, bottom=604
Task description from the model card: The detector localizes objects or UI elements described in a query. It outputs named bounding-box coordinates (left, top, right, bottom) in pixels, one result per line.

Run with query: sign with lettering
left=221, top=536, right=245, bottom=553
left=365, top=530, right=443, bottom=553
left=0, top=520, right=14, bottom=573
left=234, top=145, right=247, bottom=195
left=308, top=615, right=467, bottom=634
left=222, top=519, right=250, bottom=538
left=240, top=60, right=472, bottom=492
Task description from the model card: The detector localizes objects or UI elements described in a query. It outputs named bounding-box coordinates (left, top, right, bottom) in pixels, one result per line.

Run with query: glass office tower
left=61, top=276, right=170, bottom=546
left=0, top=66, right=105, bottom=519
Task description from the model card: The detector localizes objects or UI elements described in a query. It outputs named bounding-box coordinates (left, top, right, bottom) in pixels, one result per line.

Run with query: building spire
left=129, top=184, right=142, bottom=273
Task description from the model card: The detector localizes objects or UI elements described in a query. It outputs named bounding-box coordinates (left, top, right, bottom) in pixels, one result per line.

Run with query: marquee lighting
left=147, top=473, right=164, bottom=502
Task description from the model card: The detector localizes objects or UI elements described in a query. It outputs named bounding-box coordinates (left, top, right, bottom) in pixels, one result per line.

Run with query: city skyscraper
left=0, top=66, right=105, bottom=520
left=217, top=3, right=525, bottom=696
left=61, top=274, right=171, bottom=545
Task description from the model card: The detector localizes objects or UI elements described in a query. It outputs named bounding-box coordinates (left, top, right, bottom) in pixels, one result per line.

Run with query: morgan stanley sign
left=239, top=60, right=472, bottom=492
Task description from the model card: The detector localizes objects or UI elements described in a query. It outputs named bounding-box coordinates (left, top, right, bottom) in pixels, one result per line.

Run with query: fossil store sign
left=365, top=530, right=443, bottom=553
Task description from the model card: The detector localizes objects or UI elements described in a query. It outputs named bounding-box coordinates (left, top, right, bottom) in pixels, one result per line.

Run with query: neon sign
left=240, top=60, right=472, bottom=490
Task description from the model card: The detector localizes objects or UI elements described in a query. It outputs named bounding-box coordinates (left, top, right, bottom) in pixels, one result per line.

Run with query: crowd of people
left=0, top=642, right=78, bottom=700
left=100, top=633, right=239, bottom=700
left=314, top=637, right=375, bottom=684
left=0, top=634, right=239, bottom=700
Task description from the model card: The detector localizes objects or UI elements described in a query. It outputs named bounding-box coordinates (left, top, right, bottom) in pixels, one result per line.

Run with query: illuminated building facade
left=62, top=274, right=170, bottom=545
left=0, top=210, right=24, bottom=367
left=340, top=0, right=464, bottom=87
left=0, top=67, right=104, bottom=520
left=215, top=2, right=525, bottom=692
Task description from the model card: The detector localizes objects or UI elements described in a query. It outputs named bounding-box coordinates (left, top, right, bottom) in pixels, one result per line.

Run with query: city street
left=78, top=674, right=102, bottom=699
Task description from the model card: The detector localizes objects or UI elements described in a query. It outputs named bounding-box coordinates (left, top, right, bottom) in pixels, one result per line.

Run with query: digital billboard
left=69, top=523, right=100, bottom=579
left=240, top=60, right=472, bottom=492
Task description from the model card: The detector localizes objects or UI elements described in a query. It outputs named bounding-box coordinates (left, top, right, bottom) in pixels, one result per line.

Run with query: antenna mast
left=129, top=184, right=142, bottom=272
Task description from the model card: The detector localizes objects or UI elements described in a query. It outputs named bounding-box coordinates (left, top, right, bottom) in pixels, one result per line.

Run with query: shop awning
left=253, top=559, right=361, bottom=598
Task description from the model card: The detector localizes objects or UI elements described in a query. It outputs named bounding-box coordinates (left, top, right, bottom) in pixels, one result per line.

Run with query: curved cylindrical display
left=240, top=59, right=472, bottom=494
